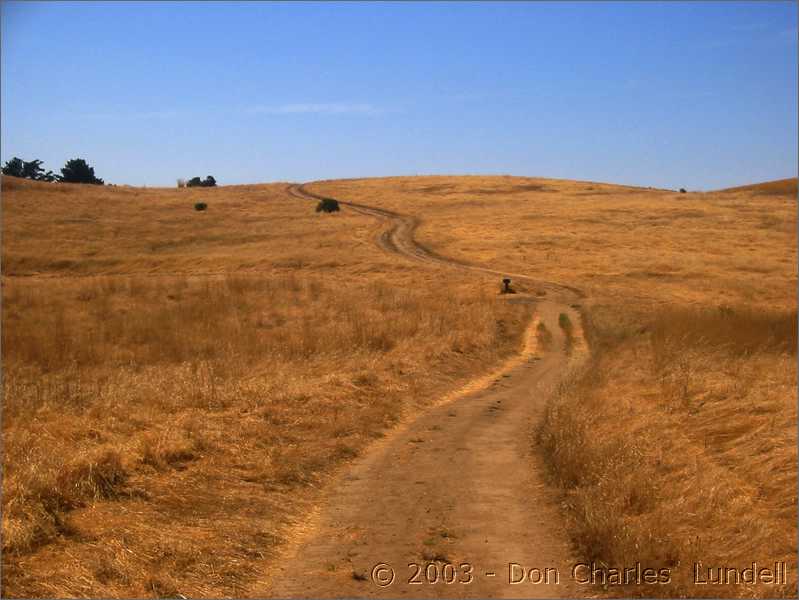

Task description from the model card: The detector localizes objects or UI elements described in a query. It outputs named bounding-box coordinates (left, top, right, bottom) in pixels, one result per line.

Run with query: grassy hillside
left=1, top=176, right=530, bottom=597
left=310, top=175, right=797, bottom=597
left=3, top=174, right=795, bottom=597
left=310, top=176, right=796, bottom=310
left=720, top=177, right=798, bottom=196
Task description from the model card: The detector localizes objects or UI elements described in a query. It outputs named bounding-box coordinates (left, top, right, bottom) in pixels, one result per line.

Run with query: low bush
left=316, top=198, right=340, bottom=213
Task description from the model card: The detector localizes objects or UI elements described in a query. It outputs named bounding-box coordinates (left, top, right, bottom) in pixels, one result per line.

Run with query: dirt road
left=260, top=186, right=588, bottom=598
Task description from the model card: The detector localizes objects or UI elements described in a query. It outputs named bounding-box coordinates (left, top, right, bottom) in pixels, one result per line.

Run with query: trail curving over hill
left=261, top=184, right=589, bottom=598
left=287, top=184, right=584, bottom=301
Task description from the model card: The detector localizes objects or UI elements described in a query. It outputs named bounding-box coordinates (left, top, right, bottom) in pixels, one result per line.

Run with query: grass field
left=1, top=177, right=529, bottom=597
left=2, top=174, right=796, bottom=597
left=309, top=175, right=797, bottom=597
left=309, top=176, right=796, bottom=309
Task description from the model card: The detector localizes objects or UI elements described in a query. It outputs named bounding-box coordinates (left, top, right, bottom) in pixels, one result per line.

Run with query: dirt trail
left=260, top=186, right=589, bottom=598
left=287, top=185, right=584, bottom=300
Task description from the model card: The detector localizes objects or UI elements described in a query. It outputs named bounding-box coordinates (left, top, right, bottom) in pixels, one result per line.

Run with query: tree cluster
left=1, top=157, right=104, bottom=185
left=186, top=176, right=217, bottom=188
left=1, top=158, right=57, bottom=182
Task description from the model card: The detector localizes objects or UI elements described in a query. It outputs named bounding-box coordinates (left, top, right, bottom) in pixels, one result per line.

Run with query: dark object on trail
left=501, top=277, right=516, bottom=294
left=316, top=198, right=340, bottom=213
left=679, top=188, right=687, bottom=193
left=194, top=202, right=208, bottom=211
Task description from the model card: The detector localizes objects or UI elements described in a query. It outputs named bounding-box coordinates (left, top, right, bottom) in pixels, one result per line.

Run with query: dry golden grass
left=720, top=177, right=798, bottom=196
left=1, top=176, right=529, bottom=597
left=3, top=174, right=796, bottom=597
left=309, top=176, right=796, bottom=309
left=540, top=306, right=796, bottom=597
left=309, top=175, right=797, bottom=597
left=2, top=176, right=380, bottom=277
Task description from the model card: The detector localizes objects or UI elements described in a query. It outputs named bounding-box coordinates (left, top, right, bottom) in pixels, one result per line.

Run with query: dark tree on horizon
left=1, top=157, right=24, bottom=178
left=23, top=159, right=57, bottom=182
left=186, top=175, right=217, bottom=187
left=2, top=157, right=57, bottom=181
left=59, top=158, right=104, bottom=185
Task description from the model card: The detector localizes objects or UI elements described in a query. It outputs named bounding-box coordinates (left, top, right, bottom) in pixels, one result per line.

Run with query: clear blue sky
left=2, top=1, right=796, bottom=189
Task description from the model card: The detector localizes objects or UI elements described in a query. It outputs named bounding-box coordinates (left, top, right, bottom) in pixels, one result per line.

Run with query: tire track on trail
left=287, top=184, right=584, bottom=301
left=259, top=184, right=589, bottom=598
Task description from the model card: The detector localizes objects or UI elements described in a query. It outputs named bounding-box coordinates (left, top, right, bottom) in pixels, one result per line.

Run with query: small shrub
left=679, top=188, right=687, bottom=193
left=316, top=198, right=340, bottom=213
left=194, top=202, right=208, bottom=211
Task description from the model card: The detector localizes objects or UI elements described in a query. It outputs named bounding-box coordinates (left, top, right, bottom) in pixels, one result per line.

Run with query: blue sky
left=1, top=1, right=796, bottom=189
